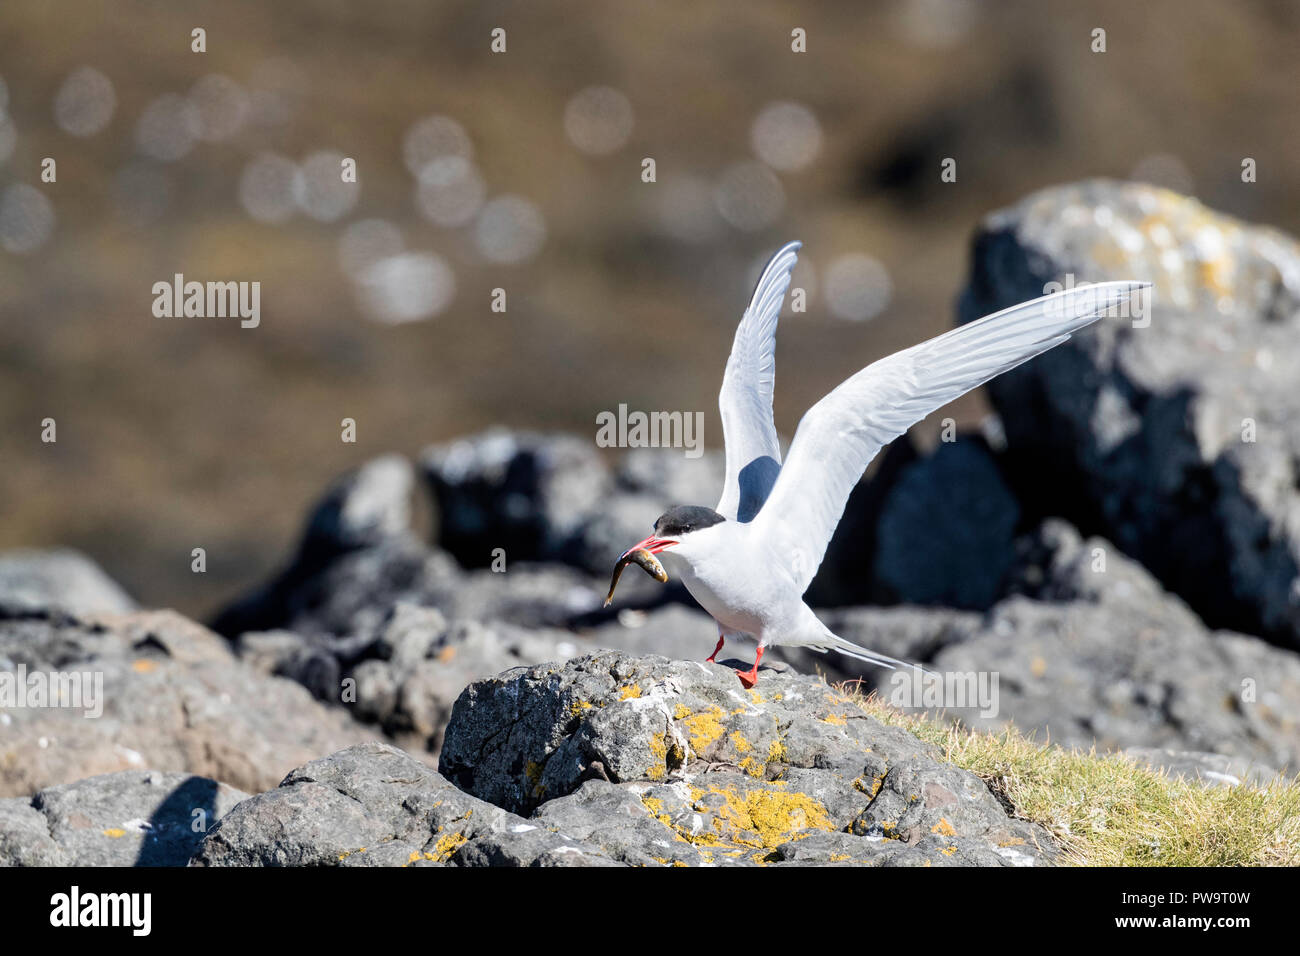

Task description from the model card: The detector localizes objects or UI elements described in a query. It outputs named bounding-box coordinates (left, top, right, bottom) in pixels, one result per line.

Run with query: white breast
left=660, top=522, right=795, bottom=639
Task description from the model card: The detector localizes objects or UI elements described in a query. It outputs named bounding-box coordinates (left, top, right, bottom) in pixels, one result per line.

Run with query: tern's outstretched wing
left=752, top=280, right=1150, bottom=592
left=716, top=240, right=801, bottom=522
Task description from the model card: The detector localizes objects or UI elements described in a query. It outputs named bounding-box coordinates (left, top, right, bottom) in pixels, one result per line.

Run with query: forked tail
left=814, top=625, right=936, bottom=677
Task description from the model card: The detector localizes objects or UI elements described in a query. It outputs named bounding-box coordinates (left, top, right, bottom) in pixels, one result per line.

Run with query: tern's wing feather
left=716, top=240, right=801, bottom=522
left=753, top=280, right=1150, bottom=592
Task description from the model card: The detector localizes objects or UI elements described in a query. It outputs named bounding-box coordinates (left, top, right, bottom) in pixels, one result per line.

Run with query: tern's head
left=624, top=505, right=727, bottom=562
left=603, top=505, right=727, bottom=606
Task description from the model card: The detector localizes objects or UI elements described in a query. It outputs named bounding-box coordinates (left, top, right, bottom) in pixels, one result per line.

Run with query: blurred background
left=2, top=0, right=1299, bottom=618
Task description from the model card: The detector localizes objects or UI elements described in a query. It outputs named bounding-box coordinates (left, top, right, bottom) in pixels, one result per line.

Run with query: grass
left=842, top=686, right=1300, bottom=866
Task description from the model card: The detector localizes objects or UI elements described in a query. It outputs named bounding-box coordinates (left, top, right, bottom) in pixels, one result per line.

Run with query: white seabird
left=607, top=240, right=1148, bottom=686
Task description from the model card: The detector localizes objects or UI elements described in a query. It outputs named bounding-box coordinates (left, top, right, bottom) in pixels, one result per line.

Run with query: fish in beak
left=603, top=536, right=676, bottom=606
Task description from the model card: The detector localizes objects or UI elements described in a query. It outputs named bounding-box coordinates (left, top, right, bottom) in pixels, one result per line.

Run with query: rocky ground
left=2, top=180, right=1298, bottom=866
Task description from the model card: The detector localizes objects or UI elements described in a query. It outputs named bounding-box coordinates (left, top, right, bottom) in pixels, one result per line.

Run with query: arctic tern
left=607, top=240, right=1147, bottom=686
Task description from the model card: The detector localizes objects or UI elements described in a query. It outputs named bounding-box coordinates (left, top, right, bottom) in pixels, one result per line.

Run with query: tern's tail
left=810, top=623, right=935, bottom=676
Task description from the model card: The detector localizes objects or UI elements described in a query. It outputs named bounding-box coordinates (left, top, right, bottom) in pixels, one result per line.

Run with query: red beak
left=622, top=536, right=678, bottom=559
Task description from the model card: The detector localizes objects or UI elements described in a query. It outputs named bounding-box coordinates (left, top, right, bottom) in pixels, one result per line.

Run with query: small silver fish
left=603, top=547, right=668, bottom=606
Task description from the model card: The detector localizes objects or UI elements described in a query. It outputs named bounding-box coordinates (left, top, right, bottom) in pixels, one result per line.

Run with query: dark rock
left=959, top=178, right=1300, bottom=649
left=0, top=770, right=247, bottom=866
left=0, top=609, right=376, bottom=797
left=212, top=455, right=441, bottom=639
left=439, top=651, right=1055, bottom=865
left=422, top=429, right=610, bottom=569
left=236, top=602, right=573, bottom=757
left=442, top=563, right=604, bottom=628
left=0, top=549, right=135, bottom=618
left=191, top=742, right=614, bottom=867
left=422, top=430, right=736, bottom=588
left=302, top=453, right=414, bottom=554
left=805, top=439, right=919, bottom=608
left=874, top=437, right=1020, bottom=609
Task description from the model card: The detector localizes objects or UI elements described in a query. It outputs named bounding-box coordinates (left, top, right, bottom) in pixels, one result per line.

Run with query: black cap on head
left=653, top=505, right=725, bottom=537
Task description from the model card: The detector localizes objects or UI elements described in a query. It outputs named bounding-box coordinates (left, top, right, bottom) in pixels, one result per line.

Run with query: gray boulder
left=0, top=609, right=377, bottom=797
left=812, top=520, right=1300, bottom=773
left=0, top=770, right=246, bottom=866
left=439, top=651, right=1055, bottom=866
left=959, top=178, right=1300, bottom=648
left=0, top=549, right=135, bottom=618
left=191, top=742, right=614, bottom=866
left=237, top=602, right=574, bottom=757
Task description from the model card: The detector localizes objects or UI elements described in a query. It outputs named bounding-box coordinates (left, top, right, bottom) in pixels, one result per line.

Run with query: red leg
left=705, top=631, right=725, bottom=664
left=736, top=646, right=765, bottom=688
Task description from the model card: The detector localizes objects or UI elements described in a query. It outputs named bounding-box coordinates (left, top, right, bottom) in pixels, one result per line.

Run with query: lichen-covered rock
left=440, top=652, right=1054, bottom=866
left=0, top=770, right=247, bottom=866
left=0, top=610, right=376, bottom=797
left=191, top=742, right=614, bottom=867
left=959, top=179, right=1300, bottom=648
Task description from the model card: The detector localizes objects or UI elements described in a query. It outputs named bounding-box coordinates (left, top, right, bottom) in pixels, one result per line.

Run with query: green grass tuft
left=842, top=686, right=1300, bottom=866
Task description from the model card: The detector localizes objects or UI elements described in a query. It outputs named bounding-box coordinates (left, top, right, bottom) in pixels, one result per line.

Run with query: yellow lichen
left=680, top=706, right=727, bottom=754
left=102, top=828, right=125, bottom=838
left=646, top=731, right=682, bottom=781
left=436, top=645, right=457, bottom=663
left=569, top=700, right=593, bottom=716
left=822, top=713, right=847, bottom=726
left=729, top=732, right=754, bottom=754
left=673, top=704, right=692, bottom=720
left=699, top=785, right=835, bottom=849
left=429, top=832, right=468, bottom=862
left=619, top=684, right=642, bottom=700
left=829, top=853, right=850, bottom=862
left=525, top=760, right=546, bottom=797
left=130, top=660, right=156, bottom=674
left=931, top=817, right=957, bottom=837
